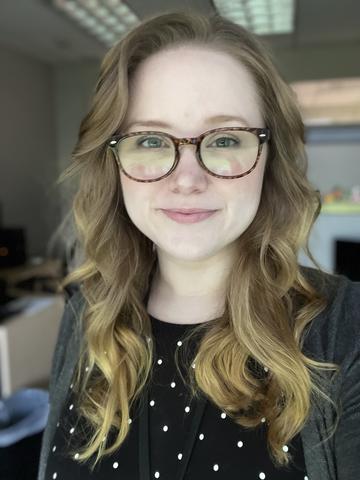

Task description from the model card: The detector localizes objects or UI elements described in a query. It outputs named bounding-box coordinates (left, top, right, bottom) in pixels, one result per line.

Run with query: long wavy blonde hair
left=56, top=9, right=341, bottom=472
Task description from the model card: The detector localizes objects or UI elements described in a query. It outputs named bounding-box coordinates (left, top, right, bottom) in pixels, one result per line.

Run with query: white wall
left=306, top=142, right=360, bottom=192
left=53, top=61, right=99, bottom=216
left=0, top=45, right=58, bottom=257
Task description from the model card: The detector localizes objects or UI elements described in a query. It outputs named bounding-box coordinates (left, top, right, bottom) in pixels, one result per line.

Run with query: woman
left=38, top=10, right=359, bottom=480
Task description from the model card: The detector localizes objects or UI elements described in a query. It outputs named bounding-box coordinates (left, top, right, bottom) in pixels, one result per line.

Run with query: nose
left=173, top=142, right=205, bottom=176
left=165, top=145, right=210, bottom=195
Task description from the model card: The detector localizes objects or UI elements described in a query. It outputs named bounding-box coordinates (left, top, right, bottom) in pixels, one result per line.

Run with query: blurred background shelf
left=321, top=202, right=360, bottom=214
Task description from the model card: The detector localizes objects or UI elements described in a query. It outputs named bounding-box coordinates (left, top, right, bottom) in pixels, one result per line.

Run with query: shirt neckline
left=148, top=314, right=204, bottom=328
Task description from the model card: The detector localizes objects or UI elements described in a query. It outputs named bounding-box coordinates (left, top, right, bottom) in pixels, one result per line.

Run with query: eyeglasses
left=107, top=126, right=271, bottom=182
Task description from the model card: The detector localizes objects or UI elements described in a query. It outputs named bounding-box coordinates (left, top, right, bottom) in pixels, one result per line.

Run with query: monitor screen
left=335, top=239, right=360, bottom=281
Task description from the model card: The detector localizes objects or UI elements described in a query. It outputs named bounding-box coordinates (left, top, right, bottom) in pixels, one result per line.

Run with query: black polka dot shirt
left=45, top=315, right=309, bottom=480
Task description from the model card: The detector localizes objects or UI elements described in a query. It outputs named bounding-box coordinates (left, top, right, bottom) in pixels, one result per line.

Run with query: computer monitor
left=335, top=239, right=360, bottom=281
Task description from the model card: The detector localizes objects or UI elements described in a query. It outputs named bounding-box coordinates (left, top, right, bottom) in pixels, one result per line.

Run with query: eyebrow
left=123, top=114, right=251, bottom=131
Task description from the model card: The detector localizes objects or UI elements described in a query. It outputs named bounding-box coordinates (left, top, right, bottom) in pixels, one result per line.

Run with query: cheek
left=247, top=151, right=267, bottom=201
left=120, top=172, right=152, bottom=225
left=120, top=172, right=139, bottom=218
left=239, top=153, right=266, bottom=195
left=227, top=160, right=266, bottom=219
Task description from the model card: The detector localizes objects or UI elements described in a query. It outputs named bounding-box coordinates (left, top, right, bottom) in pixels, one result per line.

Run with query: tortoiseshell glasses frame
left=107, top=126, right=271, bottom=182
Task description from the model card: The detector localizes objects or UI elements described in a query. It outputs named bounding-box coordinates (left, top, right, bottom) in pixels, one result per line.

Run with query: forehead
left=124, top=45, right=264, bottom=134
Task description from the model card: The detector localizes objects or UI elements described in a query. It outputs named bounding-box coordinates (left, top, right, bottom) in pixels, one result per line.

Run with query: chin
left=157, top=243, right=221, bottom=262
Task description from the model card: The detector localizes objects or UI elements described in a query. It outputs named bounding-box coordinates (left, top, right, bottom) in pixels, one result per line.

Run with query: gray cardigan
left=37, top=266, right=360, bottom=480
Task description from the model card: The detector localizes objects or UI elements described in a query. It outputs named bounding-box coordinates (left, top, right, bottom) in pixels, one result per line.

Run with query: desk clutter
left=0, top=226, right=67, bottom=307
left=0, top=225, right=69, bottom=477
left=0, top=257, right=65, bottom=318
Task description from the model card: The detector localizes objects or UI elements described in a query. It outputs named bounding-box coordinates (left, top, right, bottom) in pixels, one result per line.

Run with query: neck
left=146, top=243, right=236, bottom=324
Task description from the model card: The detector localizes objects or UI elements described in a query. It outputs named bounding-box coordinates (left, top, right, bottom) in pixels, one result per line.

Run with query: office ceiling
left=0, top=0, right=360, bottom=63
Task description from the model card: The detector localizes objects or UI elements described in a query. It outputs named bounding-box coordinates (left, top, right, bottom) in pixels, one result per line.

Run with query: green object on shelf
left=321, top=202, right=360, bottom=214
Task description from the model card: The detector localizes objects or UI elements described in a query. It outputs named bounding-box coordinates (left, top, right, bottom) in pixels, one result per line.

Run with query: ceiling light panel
left=52, top=0, right=139, bottom=47
left=213, top=0, right=295, bottom=35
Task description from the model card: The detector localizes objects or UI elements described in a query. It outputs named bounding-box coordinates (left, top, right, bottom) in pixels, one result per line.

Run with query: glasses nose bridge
left=175, top=136, right=200, bottom=157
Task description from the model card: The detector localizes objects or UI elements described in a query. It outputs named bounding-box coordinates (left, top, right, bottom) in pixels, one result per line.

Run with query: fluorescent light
left=102, top=15, right=119, bottom=26
left=78, top=16, right=97, bottom=28
left=213, top=0, right=295, bottom=35
left=52, top=0, right=139, bottom=46
left=67, top=7, right=89, bottom=20
left=113, top=3, right=130, bottom=15
left=113, top=22, right=127, bottom=33
left=92, top=6, right=109, bottom=18
left=91, top=24, right=107, bottom=35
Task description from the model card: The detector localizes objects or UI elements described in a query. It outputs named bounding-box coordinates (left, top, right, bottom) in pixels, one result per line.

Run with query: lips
left=160, top=209, right=218, bottom=224
left=162, top=208, right=216, bottom=214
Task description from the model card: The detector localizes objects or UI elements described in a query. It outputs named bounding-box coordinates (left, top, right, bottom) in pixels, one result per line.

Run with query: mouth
left=160, top=209, right=218, bottom=224
left=161, top=208, right=217, bottom=214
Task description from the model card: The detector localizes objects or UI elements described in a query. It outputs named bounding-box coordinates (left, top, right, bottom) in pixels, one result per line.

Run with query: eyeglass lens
left=116, top=130, right=260, bottom=180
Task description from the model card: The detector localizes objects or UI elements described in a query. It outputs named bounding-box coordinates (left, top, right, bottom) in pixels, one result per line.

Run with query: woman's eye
left=208, top=136, right=239, bottom=148
left=137, top=136, right=169, bottom=148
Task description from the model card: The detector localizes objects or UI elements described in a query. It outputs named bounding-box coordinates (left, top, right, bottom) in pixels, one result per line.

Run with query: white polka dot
left=177, top=453, right=183, bottom=460
left=157, top=359, right=163, bottom=365
left=185, top=406, right=190, bottom=413
left=52, top=445, right=57, bottom=452
left=221, top=412, right=226, bottom=419
left=70, top=383, right=73, bottom=389
left=261, top=417, right=266, bottom=423
left=237, top=441, right=243, bottom=448
left=69, top=404, right=74, bottom=410
left=213, top=464, right=219, bottom=471
left=150, top=400, right=155, bottom=406
left=113, top=461, right=119, bottom=469
left=282, top=445, right=289, bottom=452
left=192, top=362, right=196, bottom=368
left=155, top=471, right=160, bottom=478
left=128, top=418, right=132, bottom=424
left=177, top=340, right=182, bottom=346
left=170, top=382, right=176, bottom=388
left=163, top=425, right=168, bottom=432
left=56, top=422, right=60, bottom=427
left=264, top=366, right=269, bottom=372
left=74, top=453, right=79, bottom=460
left=85, top=366, right=89, bottom=372
left=52, top=474, right=57, bottom=479
left=199, top=433, right=204, bottom=440
left=69, top=427, right=75, bottom=434
left=259, top=473, right=266, bottom=479
left=304, top=476, right=309, bottom=480
left=146, top=337, right=151, bottom=343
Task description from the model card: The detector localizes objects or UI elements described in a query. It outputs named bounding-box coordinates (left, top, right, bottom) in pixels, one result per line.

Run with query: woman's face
left=119, top=45, right=268, bottom=262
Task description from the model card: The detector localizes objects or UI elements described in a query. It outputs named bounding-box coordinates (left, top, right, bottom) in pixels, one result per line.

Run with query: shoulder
left=299, top=265, right=360, bottom=365
left=50, top=286, right=86, bottom=382
left=62, top=285, right=87, bottom=330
